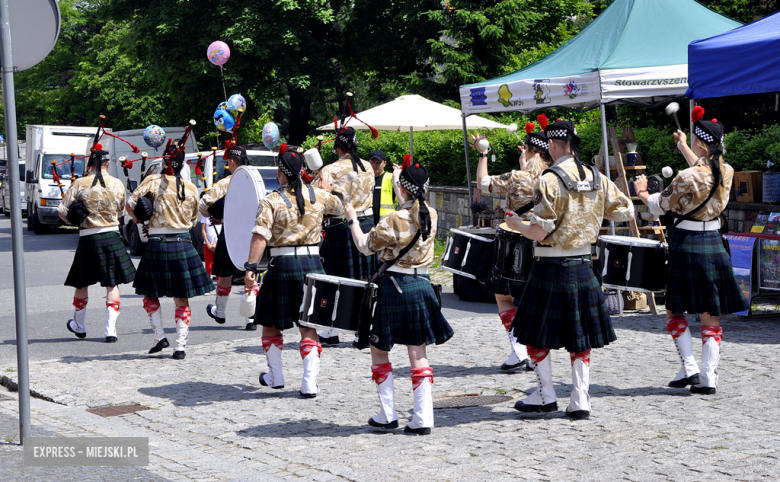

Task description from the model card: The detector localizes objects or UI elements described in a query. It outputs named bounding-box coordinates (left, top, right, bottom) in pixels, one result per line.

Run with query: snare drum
left=492, top=222, right=534, bottom=284
left=298, top=274, right=377, bottom=335
left=224, top=166, right=267, bottom=268
left=597, top=235, right=667, bottom=293
left=440, top=228, right=494, bottom=281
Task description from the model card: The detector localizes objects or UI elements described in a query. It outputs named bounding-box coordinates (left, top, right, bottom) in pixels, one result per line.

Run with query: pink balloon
left=207, top=41, right=230, bottom=67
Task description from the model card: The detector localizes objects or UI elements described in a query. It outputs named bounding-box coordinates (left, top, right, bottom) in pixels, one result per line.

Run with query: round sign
left=6, top=0, right=60, bottom=72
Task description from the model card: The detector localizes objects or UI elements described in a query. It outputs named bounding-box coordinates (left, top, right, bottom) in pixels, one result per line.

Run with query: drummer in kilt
left=476, top=115, right=553, bottom=372
left=635, top=107, right=748, bottom=395
left=345, top=157, right=453, bottom=435
left=505, top=119, right=633, bottom=420
left=314, top=126, right=377, bottom=345
left=200, top=145, right=253, bottom=330
left=127, top=144, right=215, bottom=360
left=58, top=145, right=136, bottom=343
left=244, top=147, right=342, bottom=398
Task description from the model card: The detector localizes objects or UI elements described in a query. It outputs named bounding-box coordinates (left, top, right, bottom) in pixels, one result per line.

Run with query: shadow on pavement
left=136, top=381, right=295, bottom=407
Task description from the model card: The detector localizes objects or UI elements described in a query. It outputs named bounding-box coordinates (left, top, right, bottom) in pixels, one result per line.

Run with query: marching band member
left=244, top=147, right=342, bottom=398
left=200, top=146, right=252, bottom=330
left=346, top=158, right=453, bottom=435
left=314, top=126, right=377, bottom=346
left=59, top=145, right=136, bottom=342
left=635, top=108, right=748, bottom=395
left=127, top=144, right=214, bottom=360
left=476, top=116, right=553, bottom=372
left=506, top=119, right=633, bottom=420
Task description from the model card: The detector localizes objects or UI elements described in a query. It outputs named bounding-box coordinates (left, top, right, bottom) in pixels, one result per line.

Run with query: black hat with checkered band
left=399, top=155, right=432, bottom=240
left=691, top=106, right=725, bottom=188
left=544, top=118, right=584, bottom=163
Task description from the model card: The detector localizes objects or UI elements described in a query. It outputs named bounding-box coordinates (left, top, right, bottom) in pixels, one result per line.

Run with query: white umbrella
left=316, top=94, right=506, bottom=155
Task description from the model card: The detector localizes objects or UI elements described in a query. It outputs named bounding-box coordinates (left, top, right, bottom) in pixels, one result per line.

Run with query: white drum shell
left=224, top=166, right=267, bottom=269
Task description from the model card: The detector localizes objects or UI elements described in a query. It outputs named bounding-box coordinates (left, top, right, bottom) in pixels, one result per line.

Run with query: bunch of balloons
left=213, top=93, right=248, bottom=133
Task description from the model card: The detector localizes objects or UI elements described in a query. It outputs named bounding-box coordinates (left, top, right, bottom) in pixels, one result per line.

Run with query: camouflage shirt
left=252, top=184, right=343, bottom=246
left=58, top=170, right=126, bottom=228
left=357, top=200, right=438, bottom=269
left=199, top=176, right=230, bottom=212
left=531, top=155, right=634, bottom=250
left=481, top=153, right=552, bottom=213
left=128, top=174, right=200, bottom=230
left=315, top=155, right=374, bottom=212
left=647, top=157, right=733, bottom=221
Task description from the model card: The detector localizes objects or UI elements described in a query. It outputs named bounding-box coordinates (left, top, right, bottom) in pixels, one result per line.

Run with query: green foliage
left=722, top=126, right=780, bottom=172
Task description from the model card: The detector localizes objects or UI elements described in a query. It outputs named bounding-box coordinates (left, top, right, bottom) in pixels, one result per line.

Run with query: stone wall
left=723, top=202, right=768, bottom=233
left=428, top=184, right=505, bottom=238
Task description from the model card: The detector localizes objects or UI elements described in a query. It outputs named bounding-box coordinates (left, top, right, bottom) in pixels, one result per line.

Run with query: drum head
left=224, top=166, right=266, bottom=268
left=498, top=221, right=527, bottom=234
left=599, top=235, right=662, bottom=248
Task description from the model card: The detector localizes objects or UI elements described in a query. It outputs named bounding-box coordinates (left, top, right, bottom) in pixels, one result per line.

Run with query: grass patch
left=430, top=237, right=447, bottom=269
left=657, top=434, right=668, bottom=439
left=713, top=446, right=725, bottom=450
left=470, top=453, right=478, bottom=457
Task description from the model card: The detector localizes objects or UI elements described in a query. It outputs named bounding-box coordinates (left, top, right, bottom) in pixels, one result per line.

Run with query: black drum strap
left=354, top=230, right=422, bottom=349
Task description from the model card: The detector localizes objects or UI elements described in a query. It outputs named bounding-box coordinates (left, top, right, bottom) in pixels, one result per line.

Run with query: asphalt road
left=0, top=216, right=495, bottom=365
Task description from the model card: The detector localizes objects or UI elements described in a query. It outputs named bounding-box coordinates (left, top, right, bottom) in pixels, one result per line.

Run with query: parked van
left=0, top=161, right=26, bottom=216
left=25, top=125, right=114, bottom=234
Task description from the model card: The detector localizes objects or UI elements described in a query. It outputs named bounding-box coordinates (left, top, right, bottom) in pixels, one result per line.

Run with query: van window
left=42, top=155, right=85, bottom=179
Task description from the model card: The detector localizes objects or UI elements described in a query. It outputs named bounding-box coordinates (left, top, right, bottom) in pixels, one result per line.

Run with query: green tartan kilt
left=212, top=229, right=240, bottom=278
left=65, top=231, right=136, bottom=288
left=254, top=254, right=325, bottom=331
left=512, top=259, right=616, bottom=353
left=371, top=273, right=453, bottom=352
left=667, top=229, right=749, bottom=316
left=133, top=233, right=215, bottom=299
left=321, top=218, right=378, bottom=280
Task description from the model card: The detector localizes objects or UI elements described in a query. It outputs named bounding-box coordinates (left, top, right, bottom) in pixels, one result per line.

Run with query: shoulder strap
left=542, top=166, right=576, bottom=190
left=671, top=180, right=718, bottom=228
left=276, top=188, right=293, bottom=208
left=307, top=184, right=316, bottom=203
left=541, top=164, right=601, bottom=192
left=371, top=230, right=422, bottom=282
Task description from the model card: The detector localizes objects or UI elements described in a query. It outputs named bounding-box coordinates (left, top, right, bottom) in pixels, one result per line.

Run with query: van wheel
left=28, top=206, right=48, bottom=234
left=127, top=221, right=145, bottom=256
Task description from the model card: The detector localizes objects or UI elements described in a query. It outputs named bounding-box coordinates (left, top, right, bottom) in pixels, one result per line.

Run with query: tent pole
left=600, top=103, right=615, bottom=236
left=689, top=100, right=694, bottom=148
left=461, top=113, right=474, bottom=225
left=409, top=126, right=414, bottom=158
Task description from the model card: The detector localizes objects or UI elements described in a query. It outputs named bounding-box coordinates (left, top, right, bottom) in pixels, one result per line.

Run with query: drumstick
left=665, top=102, right=682, bottom=131
left=347, top=171, right=358, bottom=205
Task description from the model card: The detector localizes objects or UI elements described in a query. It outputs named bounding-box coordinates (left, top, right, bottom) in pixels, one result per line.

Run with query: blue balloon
left=143, top=125, right=166, bottom=150
left=262, top=122, right=280, bottom=150
left=227, top=93, right=247, bottom=115
left=214, top=109, right=235, bottom=133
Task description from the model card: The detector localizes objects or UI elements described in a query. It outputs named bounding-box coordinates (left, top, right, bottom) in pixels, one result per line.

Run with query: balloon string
left=220, top=65, right=227, bottom=102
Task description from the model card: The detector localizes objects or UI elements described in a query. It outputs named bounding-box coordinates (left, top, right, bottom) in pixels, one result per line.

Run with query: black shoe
left=368, top=417, right=399, bottom=429
left=245, top=322, right=257, bottom=331
left=172, top=351, right=186, bottom=360
left=299, top=391, right=317, bottom=399
left=66, top=320, right=86, bottom=339
left=259, top=373, right=284, bottom=389
left=105, top=336, right=118, bottom=343
left=148, top=338, right=170, bottom=354
left=668, top=373, right=700, bottom=388
left=404, top=425, right=431, bottom=435
left=514, top=401, right=558, bottom=413
left=690, top=385, right=716, bottom=395
left=320, top=335, right=340, bottom=346
left=565, top=409, right=590, bottom=420
left=500, top=358, right=530, bottom=371
left=206, top=304, right=225, bottom=324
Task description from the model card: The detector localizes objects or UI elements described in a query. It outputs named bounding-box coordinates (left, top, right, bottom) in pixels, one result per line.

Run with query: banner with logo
left=599, top=64, right=689, bottom=101
left=726, top=235, right=756, bottom=315
left=459, top=73, right=600, bottom=115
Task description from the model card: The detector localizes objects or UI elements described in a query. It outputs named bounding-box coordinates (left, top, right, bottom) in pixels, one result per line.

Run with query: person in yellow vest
left=369, top=150, right=397, bottom=225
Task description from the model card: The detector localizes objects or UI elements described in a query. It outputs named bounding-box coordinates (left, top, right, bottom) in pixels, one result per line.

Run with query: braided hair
left=277, top=149, right=307, bottom=216
left=163, top=143, right=187, bottom=201
left=398, top=155, right=431, bottom=240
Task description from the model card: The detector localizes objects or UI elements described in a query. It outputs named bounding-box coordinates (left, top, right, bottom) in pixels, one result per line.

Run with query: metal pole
left=600, top=103, right=615, bottom=235
left=409, top=126, right=413, bottom=159
left=461, top=114, right=474, bottom=226
left=689, top=99, right=695, bottom=148
left=0, top=0, right=31, bottom=444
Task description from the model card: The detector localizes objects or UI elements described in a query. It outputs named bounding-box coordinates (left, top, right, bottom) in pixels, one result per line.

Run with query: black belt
left=534, top=255, right=590, bottom=266
left=148, top=236, right=192, bottom=243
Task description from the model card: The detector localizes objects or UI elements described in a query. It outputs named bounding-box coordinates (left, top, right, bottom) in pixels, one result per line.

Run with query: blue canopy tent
left=687, top=11, right=780, bottom=99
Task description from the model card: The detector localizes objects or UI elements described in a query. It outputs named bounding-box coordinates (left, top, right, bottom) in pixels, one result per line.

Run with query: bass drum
left=224, top=166, right=267, bottom=269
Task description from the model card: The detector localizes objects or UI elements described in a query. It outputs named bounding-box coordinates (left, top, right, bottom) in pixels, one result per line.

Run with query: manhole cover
left=87, top=404, right=150, bottom=417
left=433, top=395, right=512, bottom=409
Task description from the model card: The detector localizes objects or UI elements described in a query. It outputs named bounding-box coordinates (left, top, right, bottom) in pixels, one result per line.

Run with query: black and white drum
left=224, top=166, right=267, bottom=268
left=298, top=274, right=377, bottom=335
left=597, top=235, right=668, bottom=293
left=440, top=228, right=494, bottom=281
left=492, top=222, right=534, bottom=284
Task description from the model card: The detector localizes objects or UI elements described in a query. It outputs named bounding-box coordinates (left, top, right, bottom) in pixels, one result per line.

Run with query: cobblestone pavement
left=1, top=306, right=780, bottom=481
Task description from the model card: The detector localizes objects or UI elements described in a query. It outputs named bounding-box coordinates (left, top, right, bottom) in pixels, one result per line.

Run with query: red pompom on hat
left=692, top=106, right=705, bottom=123
left=278, top=143, right=287, bottom=155
left=525, top=122, right=535, bottom=135
left=94, top=144, right=102, bottom=151
left=537, top=114, right=548, bottom=130
left=712, top=118, right=717, bottom=123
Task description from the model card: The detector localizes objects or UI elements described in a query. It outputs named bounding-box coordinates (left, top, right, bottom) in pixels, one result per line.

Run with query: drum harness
left=511, top=163, right=603, bottom=267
